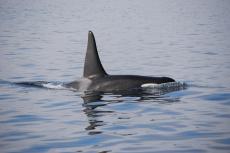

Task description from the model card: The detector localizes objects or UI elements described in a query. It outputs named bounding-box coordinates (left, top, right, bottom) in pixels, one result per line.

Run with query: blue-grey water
left=0, top=0, right=230, bottom=152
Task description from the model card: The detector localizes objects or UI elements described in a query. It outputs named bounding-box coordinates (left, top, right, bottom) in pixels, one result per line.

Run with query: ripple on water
left=0, top=93, right=16, bottom=100
left=0, top=114, right=53, bottom=124
left=0, top=131, right=44, bottom=142
left=199, top=93, right=230, bottom=101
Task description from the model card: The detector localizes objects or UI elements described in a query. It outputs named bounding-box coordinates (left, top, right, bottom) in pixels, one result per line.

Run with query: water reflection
left=82, top=92, right=113, bottom=134
left=81, top=89, right=182, bottom=136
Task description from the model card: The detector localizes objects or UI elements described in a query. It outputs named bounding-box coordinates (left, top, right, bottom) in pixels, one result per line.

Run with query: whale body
left=67, top=31, right=175, bottom=93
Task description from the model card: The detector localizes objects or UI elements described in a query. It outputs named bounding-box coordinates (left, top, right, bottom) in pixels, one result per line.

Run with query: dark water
left=0, top=0, right=230, bottom=152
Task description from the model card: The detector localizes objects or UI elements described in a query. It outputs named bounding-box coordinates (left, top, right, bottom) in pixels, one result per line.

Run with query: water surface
left=0, top=0, right=230, bottom=153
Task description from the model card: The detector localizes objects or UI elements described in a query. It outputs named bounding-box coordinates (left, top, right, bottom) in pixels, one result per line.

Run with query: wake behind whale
left=15, top=81, right=67, bottom=90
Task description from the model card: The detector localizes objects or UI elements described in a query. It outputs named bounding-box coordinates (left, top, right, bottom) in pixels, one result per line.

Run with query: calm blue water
left=0, top=0, right=230, bottom=152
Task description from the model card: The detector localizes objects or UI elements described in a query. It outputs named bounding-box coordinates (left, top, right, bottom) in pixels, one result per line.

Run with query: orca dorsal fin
left=83, top=31, right=107, bottom=78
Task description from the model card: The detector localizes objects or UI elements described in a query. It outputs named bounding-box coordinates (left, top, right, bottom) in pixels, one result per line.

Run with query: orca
left=66, top=31, right=175, bottom=93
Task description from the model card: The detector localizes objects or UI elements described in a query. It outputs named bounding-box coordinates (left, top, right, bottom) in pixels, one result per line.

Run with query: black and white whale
left=66, top=31, right=175, bottom=93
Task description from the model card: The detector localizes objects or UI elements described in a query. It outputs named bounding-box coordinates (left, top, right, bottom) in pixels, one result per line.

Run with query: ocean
left=0, top=0, right=230, bottom=152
